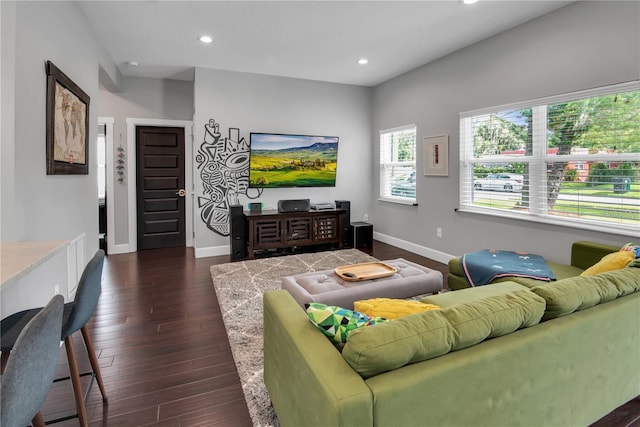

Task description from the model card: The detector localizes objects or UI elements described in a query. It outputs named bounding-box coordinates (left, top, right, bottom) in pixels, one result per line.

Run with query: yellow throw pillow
left=354, top=298, right=440, bottom=320
left=580, top=251, right=635, bottom=276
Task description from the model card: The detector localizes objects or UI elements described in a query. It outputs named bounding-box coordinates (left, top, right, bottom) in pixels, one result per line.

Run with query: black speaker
left=277, top=199, right=310, bottom=213
left=352, top=221, right=373, bottom=249
left=335, top=200, right=352, bottom=248
left=229, top=205, right=247, bottom=261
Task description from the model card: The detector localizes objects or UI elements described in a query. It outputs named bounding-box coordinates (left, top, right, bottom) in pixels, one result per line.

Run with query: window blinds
left=379, top=125, right=417, bottom=203
left=459, top=82, right=639, bottom=236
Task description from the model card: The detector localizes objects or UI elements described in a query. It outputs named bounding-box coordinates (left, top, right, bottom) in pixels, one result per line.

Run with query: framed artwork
left=423, top=135, right=449, bottom=176
left=46, top=61, right=90, bottom=175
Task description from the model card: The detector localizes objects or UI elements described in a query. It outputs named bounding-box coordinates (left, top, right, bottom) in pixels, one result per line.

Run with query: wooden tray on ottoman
left=334, top=262, right=397, bottom=281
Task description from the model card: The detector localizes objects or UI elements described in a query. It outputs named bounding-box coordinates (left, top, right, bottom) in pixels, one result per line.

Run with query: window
left=459, top=82, right=639, bottom=236
left=379, top=125, right=417, bottom=204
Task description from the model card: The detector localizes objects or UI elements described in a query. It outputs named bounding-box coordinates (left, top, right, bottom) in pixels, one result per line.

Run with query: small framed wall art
left=46, top=60, right=90, bottom=175
left=423, top=135, right=449, bottom=176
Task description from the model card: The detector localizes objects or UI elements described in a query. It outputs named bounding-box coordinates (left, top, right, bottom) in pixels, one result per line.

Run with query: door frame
left=98, top=117, right=117, bottom=255
left=126, top=118, right=194, bottom=253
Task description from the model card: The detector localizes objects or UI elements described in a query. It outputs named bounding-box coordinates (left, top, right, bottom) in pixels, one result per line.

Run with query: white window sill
left=456, top=205, right=639, bottom=238
left=378, top=197, right=418, bottom=206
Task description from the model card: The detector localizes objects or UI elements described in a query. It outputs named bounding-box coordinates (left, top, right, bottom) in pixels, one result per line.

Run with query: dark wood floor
left=39, top=241, right=639, bottom=426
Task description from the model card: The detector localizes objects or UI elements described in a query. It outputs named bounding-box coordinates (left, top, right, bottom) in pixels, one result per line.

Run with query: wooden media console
left=244, top=208, right=346, bottom=259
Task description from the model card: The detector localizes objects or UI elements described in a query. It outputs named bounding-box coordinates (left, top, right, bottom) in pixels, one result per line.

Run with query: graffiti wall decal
left=196, top=119, right=259, bottom=236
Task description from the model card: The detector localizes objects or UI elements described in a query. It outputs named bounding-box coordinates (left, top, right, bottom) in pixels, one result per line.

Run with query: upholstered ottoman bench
left=281, top=258, right=443, bottom=309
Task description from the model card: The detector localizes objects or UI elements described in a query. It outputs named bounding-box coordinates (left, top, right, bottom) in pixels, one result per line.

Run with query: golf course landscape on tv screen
left=248, top=133, right=339, bottom=188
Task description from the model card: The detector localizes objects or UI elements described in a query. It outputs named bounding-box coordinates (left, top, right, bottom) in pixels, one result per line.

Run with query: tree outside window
left=460, top=83, right=639, bottom=235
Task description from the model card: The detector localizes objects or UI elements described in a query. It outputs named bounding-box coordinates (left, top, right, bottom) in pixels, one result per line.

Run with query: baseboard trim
left=196, top=237, right=454, bottom=262
left=195, top=245, right=230, bottom=259
left=108, top=243, right=197, bottom=256
left=107, top=243, right=135, bottom=255
left=373, top=232, right=456, bottom=265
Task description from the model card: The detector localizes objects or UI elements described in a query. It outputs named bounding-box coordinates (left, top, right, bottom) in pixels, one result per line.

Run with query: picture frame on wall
left=423, top=135, right=448, bottom=176
left=46, top=60, right=90, bottom=175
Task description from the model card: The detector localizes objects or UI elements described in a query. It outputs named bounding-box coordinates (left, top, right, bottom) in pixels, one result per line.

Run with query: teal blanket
left=462, top=250, right=556, bottom=287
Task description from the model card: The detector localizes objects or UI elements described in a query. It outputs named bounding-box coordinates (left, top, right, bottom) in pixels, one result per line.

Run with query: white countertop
left=1, top=239, right=70, bottom=287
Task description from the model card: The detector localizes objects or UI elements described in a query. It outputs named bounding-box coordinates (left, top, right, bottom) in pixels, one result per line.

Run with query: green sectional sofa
left=447, top=240, right=621, bottom=290
left=263, top=265, right=640, bottom=427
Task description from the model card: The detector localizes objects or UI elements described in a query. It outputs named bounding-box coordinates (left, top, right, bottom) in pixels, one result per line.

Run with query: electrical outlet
left=436, top=228, right=443, bottom=238
left=364, top=213, right=369, bottom=221
left=54, top=284, right=60, bottom=295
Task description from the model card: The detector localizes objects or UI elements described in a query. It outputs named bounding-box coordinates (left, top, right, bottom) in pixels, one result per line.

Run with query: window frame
left=459, top=81, right=639, bottom=237
left=379, top=124, right=418, bottom=205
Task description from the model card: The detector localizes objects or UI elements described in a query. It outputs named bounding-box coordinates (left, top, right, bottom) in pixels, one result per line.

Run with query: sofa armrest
left=447, top=257, right=470, bottom=290
left=263, top=290, right=373, bottom=427
left=570, top=240, right=620, bottom=270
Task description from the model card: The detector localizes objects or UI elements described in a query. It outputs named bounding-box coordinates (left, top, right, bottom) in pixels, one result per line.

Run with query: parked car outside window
left=391, top=171, right=416, bottom=198
left=473, top=173, right=523, bottom=192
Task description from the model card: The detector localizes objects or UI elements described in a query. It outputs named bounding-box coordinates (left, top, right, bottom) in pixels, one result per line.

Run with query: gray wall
left=98, top=76, right=194, bottom=245
left=2, top=1, right=104, bottom=253
left=1, top=1, right=17, bottom=241
left=193, top=68, right=372, bottom=254
left=0, top=1, right=118, bottom=308
left=371, top=1, right=640, bottom=264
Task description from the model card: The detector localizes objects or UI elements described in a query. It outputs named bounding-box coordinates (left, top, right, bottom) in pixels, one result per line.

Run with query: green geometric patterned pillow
left=305, top=302, right=387, bottom=345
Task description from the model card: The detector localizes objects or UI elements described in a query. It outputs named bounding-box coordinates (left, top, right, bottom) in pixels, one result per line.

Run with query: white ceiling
left=79, top=0, right=573, bottom=87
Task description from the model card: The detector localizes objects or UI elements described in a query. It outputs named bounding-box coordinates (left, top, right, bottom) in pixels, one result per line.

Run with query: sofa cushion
left=305, top=302, right=387, bottom=345
left=580, top=251, right=635, bottom=276
left=342, top=309, right=451, bottom=378
left=441, top=290, right=545, bottom=349
left=532, top=268, right=640, bottom=320
left=342, top=289, right=545, bottom=378
left=421, top=281, right=528, bottom=307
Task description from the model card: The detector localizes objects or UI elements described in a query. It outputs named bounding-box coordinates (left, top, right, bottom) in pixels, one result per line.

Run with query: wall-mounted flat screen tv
left=249, top=132, right=339, bottom=188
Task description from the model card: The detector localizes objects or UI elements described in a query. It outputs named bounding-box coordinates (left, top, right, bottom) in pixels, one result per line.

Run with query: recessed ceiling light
left=127, top=61, right=138, bottom=67
left=358, top=58, right=369, bottom=65
left=462, top=0, right=479, bottom=4
left=199, top=35, right=213, bottom=44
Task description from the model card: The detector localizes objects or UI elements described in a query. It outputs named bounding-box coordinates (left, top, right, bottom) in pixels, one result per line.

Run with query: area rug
left=210, top=249, right=377, bottom=427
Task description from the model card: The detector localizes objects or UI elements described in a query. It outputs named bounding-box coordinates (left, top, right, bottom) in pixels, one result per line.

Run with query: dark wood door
left=136, top=126, right=186, bottom=250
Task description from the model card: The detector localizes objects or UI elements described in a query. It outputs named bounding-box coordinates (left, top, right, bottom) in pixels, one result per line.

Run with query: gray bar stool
left=1, top=249, right=108, bottom=426
left=1, top=295, right=64, bottom=427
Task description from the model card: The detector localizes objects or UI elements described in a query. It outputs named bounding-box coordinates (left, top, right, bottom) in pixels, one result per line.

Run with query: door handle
left=176, top=189, right=186, bottom=197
